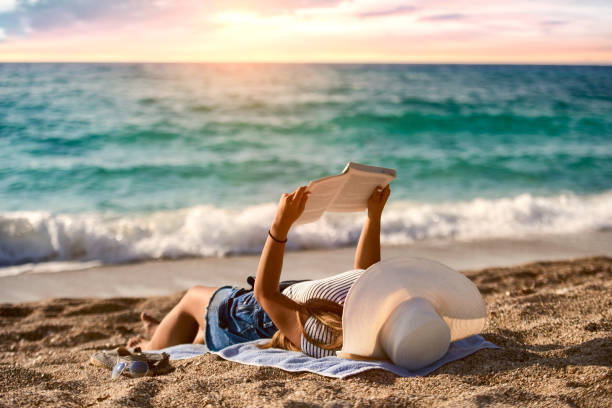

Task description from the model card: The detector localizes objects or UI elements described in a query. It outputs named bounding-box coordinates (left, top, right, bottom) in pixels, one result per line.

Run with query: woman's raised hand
left=367, top=185, right=390, bottom=219
left=271, top=186, right=310, bottom=240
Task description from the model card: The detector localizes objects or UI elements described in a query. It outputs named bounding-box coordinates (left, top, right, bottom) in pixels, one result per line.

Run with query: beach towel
left=152, top=343, right=209, bottom=360
left=154, top=334, right=497, bottom=379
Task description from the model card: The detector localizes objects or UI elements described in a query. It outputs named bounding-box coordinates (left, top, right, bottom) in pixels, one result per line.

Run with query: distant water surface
left=0, top=63, right=611, bottom=271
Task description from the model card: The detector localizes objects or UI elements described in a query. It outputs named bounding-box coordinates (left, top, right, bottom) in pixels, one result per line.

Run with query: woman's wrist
left=270, top=222, right=290, bottom=241
left=367, top=211, right=382, bottom=221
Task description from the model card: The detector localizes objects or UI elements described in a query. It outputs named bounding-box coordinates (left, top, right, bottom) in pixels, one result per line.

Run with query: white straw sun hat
left=338, top=257, right=487, bottom=370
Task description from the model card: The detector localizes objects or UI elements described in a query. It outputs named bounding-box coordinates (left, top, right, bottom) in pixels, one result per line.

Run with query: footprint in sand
left=64, top=301, right=134, bottom=317
left=0, top=305, right=33, bottom=319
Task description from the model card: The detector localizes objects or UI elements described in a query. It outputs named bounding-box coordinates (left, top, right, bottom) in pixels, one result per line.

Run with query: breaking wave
left=1, top=191, right=611, bottom=276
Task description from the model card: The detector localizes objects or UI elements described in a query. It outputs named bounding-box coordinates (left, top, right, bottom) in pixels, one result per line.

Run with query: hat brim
left=340, top=257, right=487, bottom=360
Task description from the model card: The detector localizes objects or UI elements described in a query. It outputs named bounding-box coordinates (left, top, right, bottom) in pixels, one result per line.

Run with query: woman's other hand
left=271, top=186, right=310, bottom=240
left=367, top=185, right=390, bottom=220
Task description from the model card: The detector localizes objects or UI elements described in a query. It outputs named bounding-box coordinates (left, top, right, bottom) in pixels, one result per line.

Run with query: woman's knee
left=186, top=285, right=208, bottom=297
left=181, top=285, right=210, bottom=300
left=181, top=286, right=216, bottom=322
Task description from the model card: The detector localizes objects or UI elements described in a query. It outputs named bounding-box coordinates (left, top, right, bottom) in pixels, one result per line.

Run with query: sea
left=1, top=63, right=611, bottom=276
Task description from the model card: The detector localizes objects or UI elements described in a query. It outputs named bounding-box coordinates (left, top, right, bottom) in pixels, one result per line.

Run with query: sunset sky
left=0, top=0, right=611, bottom=63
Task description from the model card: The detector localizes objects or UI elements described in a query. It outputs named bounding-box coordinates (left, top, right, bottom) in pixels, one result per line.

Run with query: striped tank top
left=281, top=268, right=365, bottom=358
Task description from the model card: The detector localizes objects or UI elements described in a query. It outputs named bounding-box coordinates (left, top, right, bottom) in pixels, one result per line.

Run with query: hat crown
left=379, top=297, right=450, bottom=370
left=340, top=257, right=487, bottom=369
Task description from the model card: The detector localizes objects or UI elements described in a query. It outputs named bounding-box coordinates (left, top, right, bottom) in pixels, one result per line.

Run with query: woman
left=127, top=184, right=390, bottom=357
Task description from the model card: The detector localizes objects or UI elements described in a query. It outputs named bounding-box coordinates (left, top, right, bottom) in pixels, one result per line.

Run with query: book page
left=293, top=162, right=396, bottom=224
left=327, top=168, right=394, bottom=212
left=294, top=174, right=349, bottom=224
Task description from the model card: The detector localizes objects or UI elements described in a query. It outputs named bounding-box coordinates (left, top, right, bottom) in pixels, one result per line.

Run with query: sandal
left=90, top=346, right=171, bottom=379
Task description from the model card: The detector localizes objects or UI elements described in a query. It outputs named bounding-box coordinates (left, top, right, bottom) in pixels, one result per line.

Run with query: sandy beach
left=1, top=249, right=610, bottom=407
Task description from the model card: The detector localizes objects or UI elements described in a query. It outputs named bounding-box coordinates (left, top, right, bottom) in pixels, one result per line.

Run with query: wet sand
left=1, top=256, right=610, bottom=407
left=2, top=230, right=611, bottom=303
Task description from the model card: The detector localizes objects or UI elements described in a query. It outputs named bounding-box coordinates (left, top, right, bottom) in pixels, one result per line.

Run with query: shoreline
left=1, top=230, right=611, bottom=303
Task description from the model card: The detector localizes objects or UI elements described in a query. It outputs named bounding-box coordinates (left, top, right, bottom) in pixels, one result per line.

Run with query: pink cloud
left=419, top=13, right=466, bottom=21
left=357, top=5, right=416, bottom=18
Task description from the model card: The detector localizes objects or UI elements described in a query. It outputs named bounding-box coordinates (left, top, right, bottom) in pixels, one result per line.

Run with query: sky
left=0, top=0, right=611, bottom=63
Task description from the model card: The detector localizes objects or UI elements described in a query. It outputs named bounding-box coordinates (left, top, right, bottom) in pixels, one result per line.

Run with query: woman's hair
left=258, top=298, right=343, bottom=352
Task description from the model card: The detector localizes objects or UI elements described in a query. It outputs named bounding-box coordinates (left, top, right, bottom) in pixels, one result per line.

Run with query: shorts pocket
left=260, top=311, right=275, bottom=329
left=255, top=308, right=277, bottom=338
left=232, top=302, right=259, bottom=336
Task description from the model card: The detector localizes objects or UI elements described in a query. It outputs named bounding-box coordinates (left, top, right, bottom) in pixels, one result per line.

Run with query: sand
left=1, top=255, right=611, bottom=407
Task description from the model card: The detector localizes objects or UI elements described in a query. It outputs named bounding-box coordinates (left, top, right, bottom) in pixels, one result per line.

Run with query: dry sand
left=1, top=256, right=611, bottom=407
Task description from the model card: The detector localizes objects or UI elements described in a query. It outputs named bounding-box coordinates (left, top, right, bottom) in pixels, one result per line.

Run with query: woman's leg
left=192, top=328, right=205, bottom=344
left=140, top=312, right=160, bottom=337
left=137, top=285, right=218, bottom=351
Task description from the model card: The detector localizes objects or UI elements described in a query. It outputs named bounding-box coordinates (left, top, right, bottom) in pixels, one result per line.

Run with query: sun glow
left=0, top=0, right=610, bottom=63
left=214, top=11, right=260, bottom=25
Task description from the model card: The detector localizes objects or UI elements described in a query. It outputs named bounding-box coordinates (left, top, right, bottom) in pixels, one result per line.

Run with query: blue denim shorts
left=205, top=286, right=278, bottom=352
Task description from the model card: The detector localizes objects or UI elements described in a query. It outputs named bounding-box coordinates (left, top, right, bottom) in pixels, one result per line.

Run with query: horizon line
left=1, top=61, right=611, bottom=66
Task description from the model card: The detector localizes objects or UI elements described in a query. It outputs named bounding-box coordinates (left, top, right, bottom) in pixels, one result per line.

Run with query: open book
left=295, top=162, right=396, bottom=225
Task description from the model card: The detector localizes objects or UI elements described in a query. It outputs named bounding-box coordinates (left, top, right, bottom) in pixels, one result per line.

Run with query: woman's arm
left=354, top=185, right=390, bottom=270
left=253, top=186, right=310, bottom=348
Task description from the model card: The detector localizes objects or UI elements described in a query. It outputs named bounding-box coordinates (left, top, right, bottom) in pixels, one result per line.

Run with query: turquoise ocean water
left=1, top=63, right=611, bottom=272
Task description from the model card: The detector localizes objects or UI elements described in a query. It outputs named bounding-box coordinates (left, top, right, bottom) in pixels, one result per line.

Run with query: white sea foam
left=1, top=191, right=611, bottom=276
left=0, top=261, right=102, bottom=277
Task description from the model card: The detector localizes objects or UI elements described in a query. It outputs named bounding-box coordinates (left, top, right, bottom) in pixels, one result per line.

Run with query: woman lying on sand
left=127, top=185, right=390, bottom=357
left=128, top=185, right=486, bottom=369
